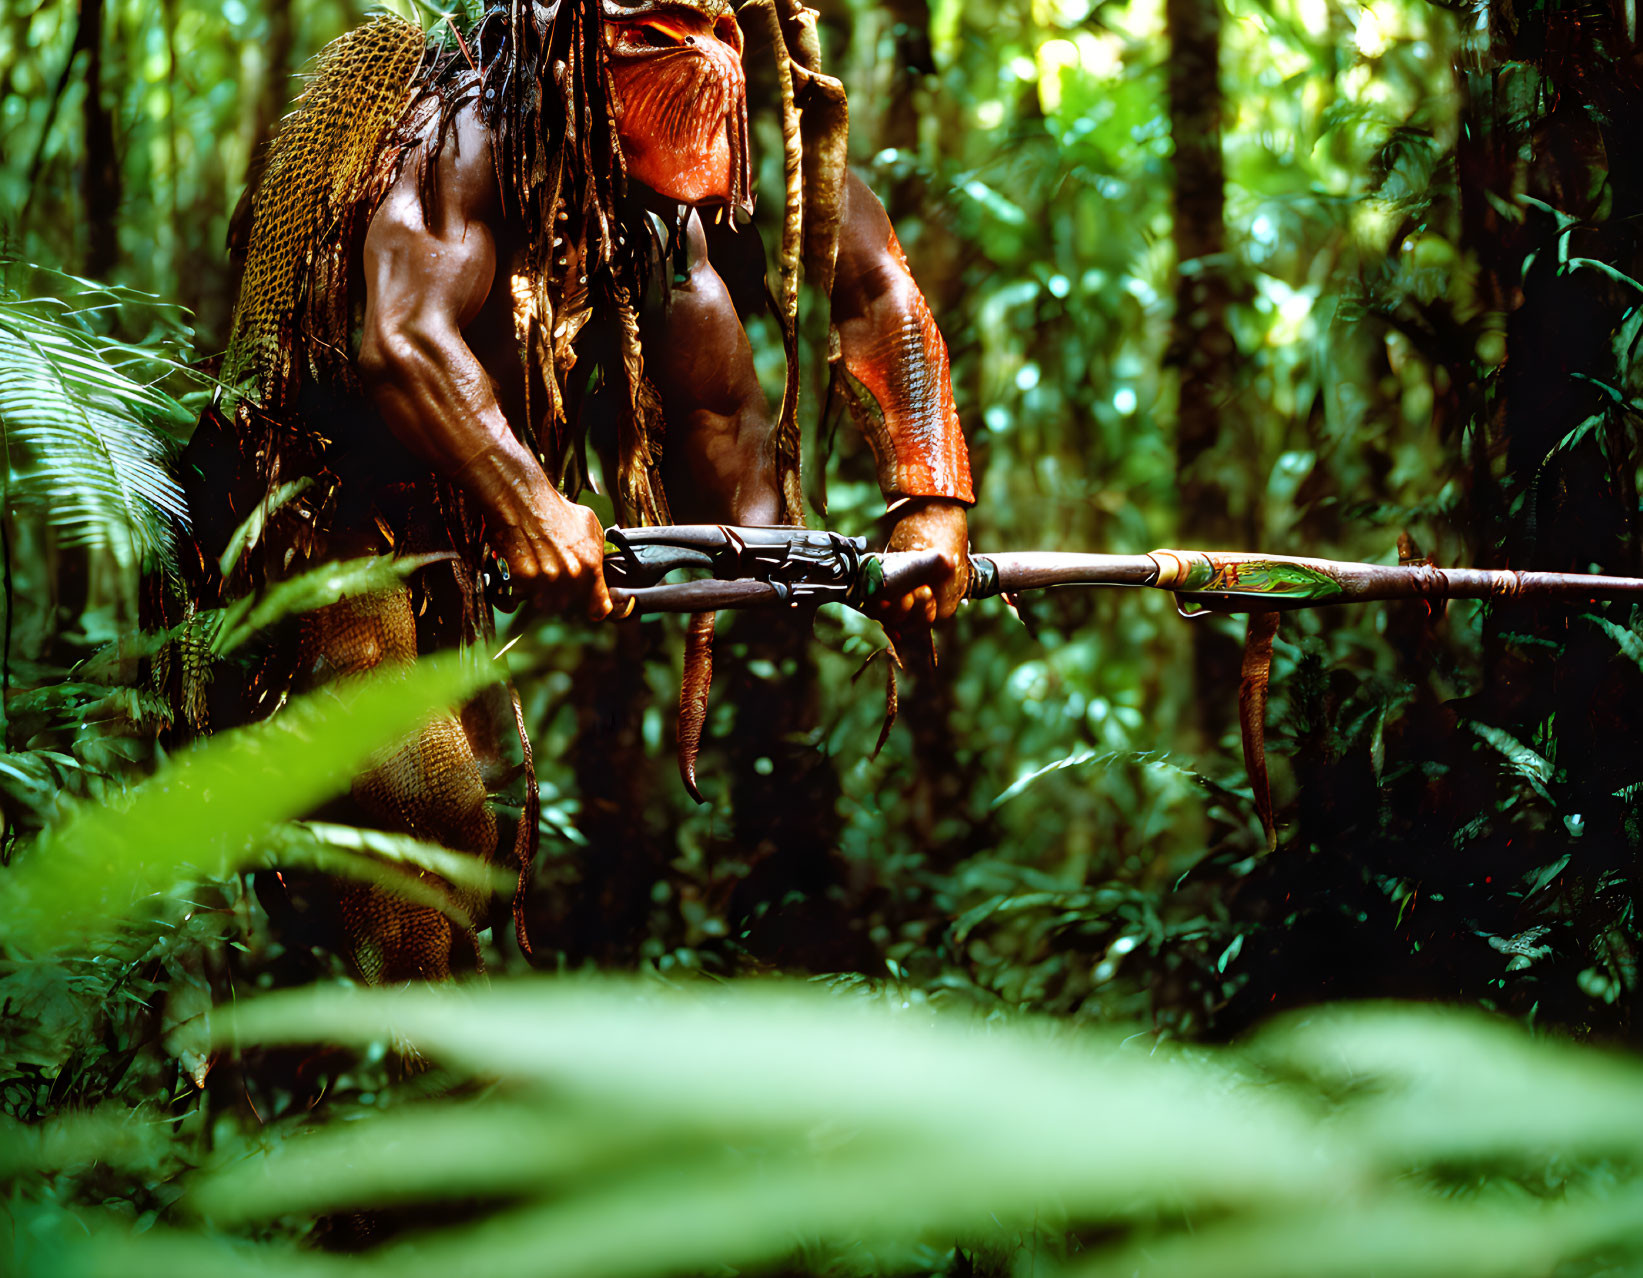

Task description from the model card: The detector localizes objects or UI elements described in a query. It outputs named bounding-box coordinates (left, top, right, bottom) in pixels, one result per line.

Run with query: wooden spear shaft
left=966, top=549, right=1643, bottom=612
left=605, top=547, right=1643, bottom=616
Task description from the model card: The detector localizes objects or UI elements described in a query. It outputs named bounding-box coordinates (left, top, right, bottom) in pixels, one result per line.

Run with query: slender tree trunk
left=80, top=0, right=119, bottom=278
left=250, top=0, right=297, bottom=166
left=563, top=625, right=665, bottom=964
left=1168, top=0, right=1231, bottom=506
left=1166, top=0, right=1239, bottom=739
left=164, top=0, right=180, bottom=291
left=723, top=617, right=871, bottom=972
left=877, top=0, right=932, bottom=220
left=60, top=0, right=114, bottom=644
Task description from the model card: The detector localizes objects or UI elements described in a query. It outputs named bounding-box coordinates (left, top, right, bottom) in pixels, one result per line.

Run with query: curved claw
left=677, top=611, right=716, bottom=804
left=1239, top=610, right=1281, bottom=852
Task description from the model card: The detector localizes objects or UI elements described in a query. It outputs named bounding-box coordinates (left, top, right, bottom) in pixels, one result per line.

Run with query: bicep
left=362, top=123, right=498, bottom=344
left=648, top=213, right=766, bottom=417
left=831, top=170, right=913, bottom=326
left=648, top=213, right=778, bottom=524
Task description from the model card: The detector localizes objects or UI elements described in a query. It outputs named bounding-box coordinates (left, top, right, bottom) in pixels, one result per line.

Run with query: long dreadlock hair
left=414, top=0, right=676, bottom=527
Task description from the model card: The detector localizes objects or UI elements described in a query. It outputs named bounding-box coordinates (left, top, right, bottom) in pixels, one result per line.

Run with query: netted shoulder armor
left=224, top=15, right=430, bottom=404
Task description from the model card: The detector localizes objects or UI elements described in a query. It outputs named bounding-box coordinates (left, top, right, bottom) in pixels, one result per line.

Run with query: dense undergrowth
left=4, top=0, right=1643, bottom=1270
left=3, top=673, right=1643, bottom=1275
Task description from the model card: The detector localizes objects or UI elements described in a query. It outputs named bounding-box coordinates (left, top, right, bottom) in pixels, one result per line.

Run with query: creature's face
left=603, top=1, right=748, bottom=210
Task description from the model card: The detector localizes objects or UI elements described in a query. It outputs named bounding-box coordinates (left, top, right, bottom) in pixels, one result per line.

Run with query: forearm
left=832, top=176, right=974, bottom=509
left=835, top=286, right=972, bottom=507
left=353, top=107, right=609, bottom=619
left=662, top=405, right=779, bottom=525
left=360, top=324, right=545, bottom=523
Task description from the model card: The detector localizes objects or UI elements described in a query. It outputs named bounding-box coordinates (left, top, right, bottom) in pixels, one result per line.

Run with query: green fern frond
left=0, top=286, right=193, bottom=572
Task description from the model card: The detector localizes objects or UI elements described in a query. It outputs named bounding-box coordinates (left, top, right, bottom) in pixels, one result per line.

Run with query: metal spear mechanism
left=596, top=525, right=1643, bottom=839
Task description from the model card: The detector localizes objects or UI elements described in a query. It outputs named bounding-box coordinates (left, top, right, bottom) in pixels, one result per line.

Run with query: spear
left=597, top=524, right=1643, bottom=615
left=580, top=525, right=1643, bottom=831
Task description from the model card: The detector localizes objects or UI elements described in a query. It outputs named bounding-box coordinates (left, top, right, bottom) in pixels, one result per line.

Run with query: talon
left=677, top=612, right=716, bottom=804
left=1239, top=610, right=1281, bottom=853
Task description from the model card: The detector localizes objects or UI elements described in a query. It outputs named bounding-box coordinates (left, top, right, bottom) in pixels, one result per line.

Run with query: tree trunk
left=562, top=625, right=666, bottom=964
left=250, top=0, right=297, bottom=168
left=723, top=617, right=871, bottom=972
left=1166, top=0, right=1239, bottom=740
left=80, top=0, right=119, bottom=278
left=877, top=0, right=933, bottom=220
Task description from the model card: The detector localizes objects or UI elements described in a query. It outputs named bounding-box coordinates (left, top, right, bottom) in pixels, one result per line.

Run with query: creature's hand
left=874, top=499, right=969, bottom=662
left=459, top=448, right=613, bottom=621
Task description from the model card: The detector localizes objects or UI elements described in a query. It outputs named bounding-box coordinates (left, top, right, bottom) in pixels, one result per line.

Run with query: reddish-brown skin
left=358, top=8, right=972, bottom=635
left=830, top=173, right=973, bottom=630
left=833, top=192, right=973, bottom=509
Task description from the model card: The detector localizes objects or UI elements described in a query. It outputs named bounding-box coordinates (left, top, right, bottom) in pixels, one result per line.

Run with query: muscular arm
left=832, top=171, right=973, bottom=625
left=832, top=171, right=973, bottom=510
left=357, top=109, right=610, bottom=619
left=645, top=212, right=779, bottom=526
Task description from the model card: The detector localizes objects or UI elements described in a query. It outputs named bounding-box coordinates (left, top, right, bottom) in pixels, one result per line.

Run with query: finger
left=587, top=571, right=614, bottom=622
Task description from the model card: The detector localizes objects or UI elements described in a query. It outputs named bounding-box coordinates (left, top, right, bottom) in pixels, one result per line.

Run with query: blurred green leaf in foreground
left=0, top=643, right=503, bottom=954
left=0, top=648, right=1640, bottom=1278
left=6, top=978, right=1643, bottom=1278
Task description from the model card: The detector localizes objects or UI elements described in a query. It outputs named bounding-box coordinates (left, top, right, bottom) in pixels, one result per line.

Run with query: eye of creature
left=637, top=21, right=687, bottom=47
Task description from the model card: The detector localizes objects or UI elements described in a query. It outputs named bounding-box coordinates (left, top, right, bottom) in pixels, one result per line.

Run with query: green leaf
left=217, top=477, right=314, bottom=578
left=265, top=820, right=514, bottom=910
left=0, top=649, right=505, bottom=954
left=1467, top=721, right=1553, bottom=790
left=992, top=749, right=1215, bottom=810
left=1588, top=614, right=1643, bottom=674
left=0, top=288, right=196, bottom=572
left=214, top=554, right=454, bottom=656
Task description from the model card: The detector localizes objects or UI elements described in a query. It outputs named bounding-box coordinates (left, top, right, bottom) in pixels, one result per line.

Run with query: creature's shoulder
left=226, top=15, right=431, bottom=394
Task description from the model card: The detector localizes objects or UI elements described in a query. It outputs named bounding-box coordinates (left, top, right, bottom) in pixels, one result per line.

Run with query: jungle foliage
left=3, top=0, right=1643, bottom=1271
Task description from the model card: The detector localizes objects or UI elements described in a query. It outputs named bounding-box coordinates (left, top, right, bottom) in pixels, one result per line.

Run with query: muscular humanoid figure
left=177, top=0, right=974, bottom=982
left=357, top=2, right=972, bottom=631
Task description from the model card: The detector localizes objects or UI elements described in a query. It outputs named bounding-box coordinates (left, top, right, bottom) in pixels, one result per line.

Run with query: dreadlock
left=413, top=0, right=671, bottom=526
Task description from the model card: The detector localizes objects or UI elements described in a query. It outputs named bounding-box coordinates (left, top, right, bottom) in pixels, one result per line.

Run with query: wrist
left=886, top=494, right=972, bottom=517
left=453, top=438, right=556, bottom=523
left=884, top=494, right=969, bottom=554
